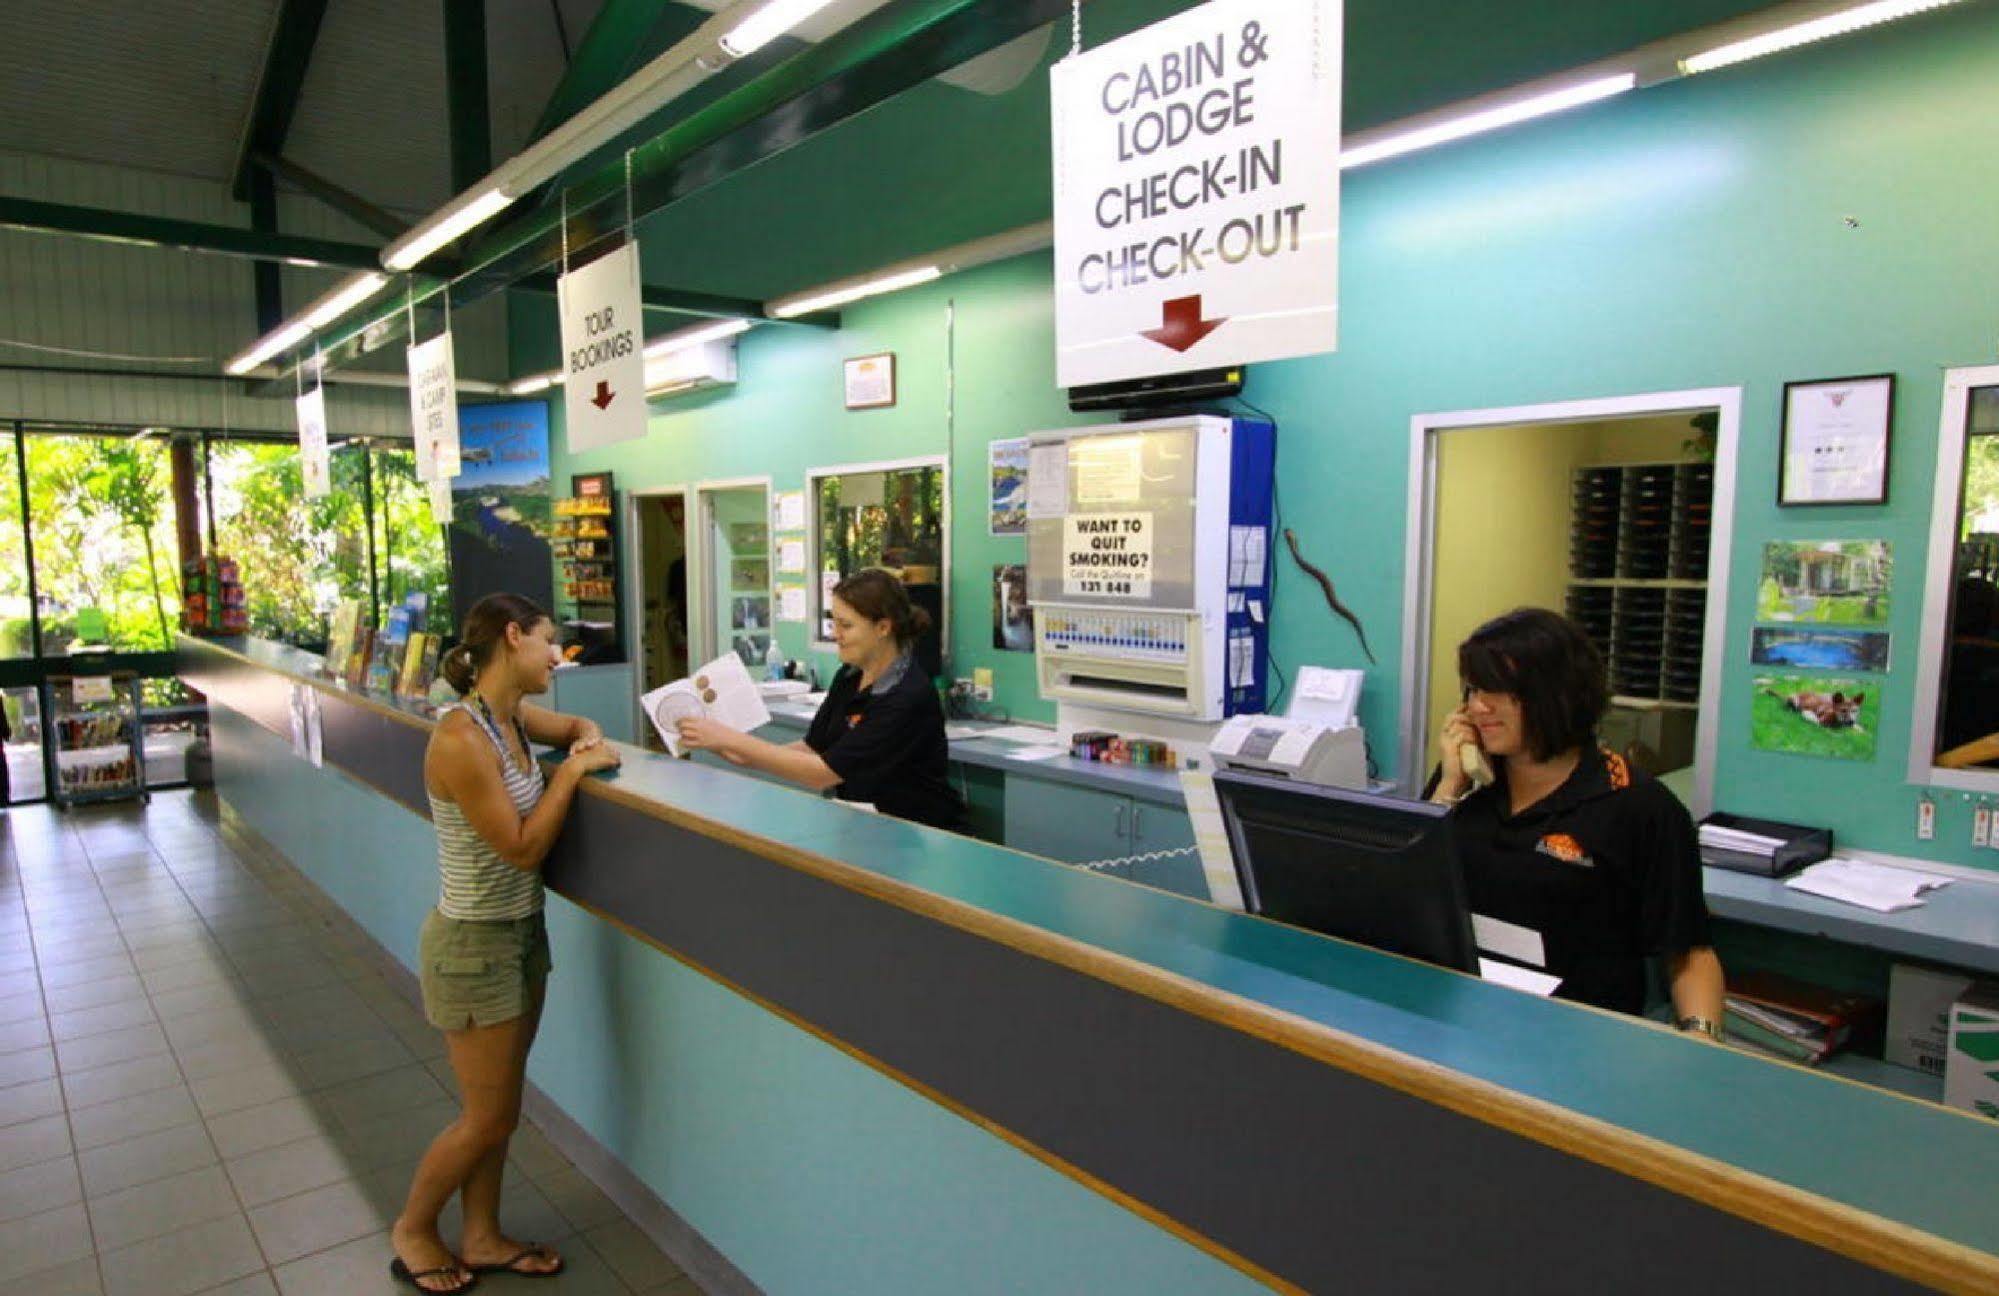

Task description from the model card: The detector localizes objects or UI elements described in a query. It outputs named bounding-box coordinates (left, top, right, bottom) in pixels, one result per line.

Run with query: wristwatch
left=1676, top=1015, right=1724, bottom=1042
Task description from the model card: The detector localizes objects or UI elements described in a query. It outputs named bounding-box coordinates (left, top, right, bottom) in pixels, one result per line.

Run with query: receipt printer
left=1208, top=714, right=1367, bottom=789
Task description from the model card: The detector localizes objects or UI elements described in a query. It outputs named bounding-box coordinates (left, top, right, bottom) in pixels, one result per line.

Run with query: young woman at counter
left=676, top=567, right=965, bottom=829
left=1430, top=607, right=1727, bottom=1035
left=391, top=593, right=620, bottom=1293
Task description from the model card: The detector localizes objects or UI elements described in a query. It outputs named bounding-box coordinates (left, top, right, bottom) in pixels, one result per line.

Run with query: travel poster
left=990, top=438, right=1029, bottom=535
left=993, top=563, right=1033, bottom=652
left=1750, top=626, right=1890, bottom=673
left=1757, top=541, right=1890, bottom=626
left=1750, top=674, right=1879, bottom=762
left=450, top=401, right=555, bottom=626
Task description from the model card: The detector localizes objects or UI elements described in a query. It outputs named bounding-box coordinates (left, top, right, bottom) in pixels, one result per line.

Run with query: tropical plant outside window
left=368, top=446, right=452, bottom=636
left=0, top=437, right=26, bottom=659
left=1933, top=385, right=1999, bottom=768
left=812, top=464, right=945, bottom=640
left=26, top=434, right=183, bottom=652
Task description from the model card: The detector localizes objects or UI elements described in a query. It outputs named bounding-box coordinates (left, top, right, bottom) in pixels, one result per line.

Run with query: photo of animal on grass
left=1751, top=675, right=1880, bottom=761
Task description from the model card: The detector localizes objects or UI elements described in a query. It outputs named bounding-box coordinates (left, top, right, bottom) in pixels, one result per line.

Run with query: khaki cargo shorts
left=417, top=908, right=552, bottom=1031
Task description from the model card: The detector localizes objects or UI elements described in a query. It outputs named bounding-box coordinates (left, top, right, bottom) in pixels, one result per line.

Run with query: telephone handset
left=1459, top=742, right=1494, bottom=791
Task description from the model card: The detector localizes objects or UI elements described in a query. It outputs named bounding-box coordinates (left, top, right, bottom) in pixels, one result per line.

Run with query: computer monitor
left=1212, top=770, right=1479, bottom=974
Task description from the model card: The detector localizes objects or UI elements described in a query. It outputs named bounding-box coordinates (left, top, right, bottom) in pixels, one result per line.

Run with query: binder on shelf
left=1697, top=811, right=1832, bottom=878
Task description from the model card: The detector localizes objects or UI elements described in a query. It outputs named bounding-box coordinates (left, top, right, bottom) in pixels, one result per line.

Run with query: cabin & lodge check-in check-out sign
left=1051, top=0, right=1342, bottom=388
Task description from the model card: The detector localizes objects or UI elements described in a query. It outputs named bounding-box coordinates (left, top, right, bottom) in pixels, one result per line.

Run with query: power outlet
left=972, top=667, right=994, bottom=701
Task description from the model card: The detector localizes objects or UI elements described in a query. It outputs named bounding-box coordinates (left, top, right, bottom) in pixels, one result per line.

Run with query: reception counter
left=181, top=635, right=1999, bottom=1295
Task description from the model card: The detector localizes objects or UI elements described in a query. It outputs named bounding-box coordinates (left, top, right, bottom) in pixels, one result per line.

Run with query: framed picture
left=844, top=353, right=896, bottom=410
left=1779, top=374, right=1893, bottom=506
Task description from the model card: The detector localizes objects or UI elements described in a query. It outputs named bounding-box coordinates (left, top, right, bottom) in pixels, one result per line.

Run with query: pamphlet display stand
left=43, top=671, right=147, bottom=809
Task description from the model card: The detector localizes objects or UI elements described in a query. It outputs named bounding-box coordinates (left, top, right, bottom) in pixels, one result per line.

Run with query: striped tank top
left=429, top=700, right=546, bottom=921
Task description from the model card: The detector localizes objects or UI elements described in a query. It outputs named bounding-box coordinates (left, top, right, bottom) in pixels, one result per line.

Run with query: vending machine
left=1027, top=415, right=1276, bottom=747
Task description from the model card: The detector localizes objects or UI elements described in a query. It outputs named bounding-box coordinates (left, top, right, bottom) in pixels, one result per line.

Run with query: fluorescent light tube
left=1339, top=73, right=1637, bottom=170
left=643, top=318, right=753, bottom=360
left=303, top=272, right=388, bottom=331
left=770, top=265, right=942, bottom=319
left=225, top=319, right=312, bottom=376
left=383, top=186, right=514, bottom=271
left=1679, top=0, right=1963, bottom=74
left=508, top=372, right=559, bottom=396
left=721, top=0, right=843, bottom=57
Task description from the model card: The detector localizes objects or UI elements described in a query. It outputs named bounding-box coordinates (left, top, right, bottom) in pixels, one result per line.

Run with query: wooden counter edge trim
left=579, top=770, right=1999, bottom=1295
left=189, top=640, right=1996, bottom=1293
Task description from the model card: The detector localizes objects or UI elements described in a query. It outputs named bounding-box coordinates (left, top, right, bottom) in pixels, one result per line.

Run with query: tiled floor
left=0, top=790, right=700, bottom=1296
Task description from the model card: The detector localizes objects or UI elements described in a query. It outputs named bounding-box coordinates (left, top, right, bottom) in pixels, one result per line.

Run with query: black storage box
left=1697, top=811, right=1833, bottom=878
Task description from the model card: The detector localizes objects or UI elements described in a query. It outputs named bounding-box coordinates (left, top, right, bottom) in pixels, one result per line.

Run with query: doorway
left=631, top=490, right=689, bottom=751
left=695, top=481, right=772, bottom=669
left=1400, top=389, right=1742, bottom=814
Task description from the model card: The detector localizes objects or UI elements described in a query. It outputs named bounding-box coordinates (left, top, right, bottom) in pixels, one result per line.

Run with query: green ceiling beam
left=0, top=196, right=382, bottom=270
left=528, top=0, right=669, bottom=142
left=444, top=0, right=493, bottom=191
left=230, top=0, right=332, bottom=200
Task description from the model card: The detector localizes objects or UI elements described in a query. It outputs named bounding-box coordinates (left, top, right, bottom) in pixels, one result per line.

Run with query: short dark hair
left=831, top=568, right=932, bottom=649
left=1458, top=608, right=1607, bottom=761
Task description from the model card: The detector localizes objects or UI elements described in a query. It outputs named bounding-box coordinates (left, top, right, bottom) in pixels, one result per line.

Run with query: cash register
left=1208, top=667, right=1367, bottom=789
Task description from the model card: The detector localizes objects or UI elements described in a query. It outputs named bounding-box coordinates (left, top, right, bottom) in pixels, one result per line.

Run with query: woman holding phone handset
left=675, top=568, right=964, bottom=829
left=391, top=594, right=620, bottom=1293
left=1430, top=608, right=1725, bottom=1034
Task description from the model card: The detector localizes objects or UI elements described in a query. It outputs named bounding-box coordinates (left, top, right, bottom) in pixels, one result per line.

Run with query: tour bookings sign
left=1050, top=0, right=1341, bottom=388
left=558, top=242, right=647, bottom=453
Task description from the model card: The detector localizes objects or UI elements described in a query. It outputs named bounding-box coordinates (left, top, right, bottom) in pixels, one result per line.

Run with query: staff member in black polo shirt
left=1428, top=607, right=1725, bottom=1037
left=675, top=568, right=965, bottom=829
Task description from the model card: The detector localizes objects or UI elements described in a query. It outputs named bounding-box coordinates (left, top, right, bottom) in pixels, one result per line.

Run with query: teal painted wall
left=515, top=4, right=1999, bottom=871
left=209, top=706, right=1261, bottom=1296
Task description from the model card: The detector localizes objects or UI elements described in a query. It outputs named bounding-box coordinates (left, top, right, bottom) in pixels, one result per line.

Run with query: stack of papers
left=1697, top=823, right=1789, bottom=860
left=1783, top=859, right=1954, bottom=913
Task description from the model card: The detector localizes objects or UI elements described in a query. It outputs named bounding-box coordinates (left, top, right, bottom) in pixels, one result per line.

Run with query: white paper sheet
left=773, top=490, right=807, bottom=531
left=777, top=539, right=806, bottom=573
left=977, top=724, right=1061, bottom=745
left=1181, top=771, right=1243, bottom=910
left=641, top=652, right=770, bottom=757
left=1004, top=744, right=1068, bottom=762
left=1784, top=859, right=1953, bottom=913
left=1027, top=444, right=1069, bottom=518
left=1472, top=913, right=1547, bottom=968
left=777, top=586, right=808, bottom=622
left=1478, top=959, right=1561, bottom=997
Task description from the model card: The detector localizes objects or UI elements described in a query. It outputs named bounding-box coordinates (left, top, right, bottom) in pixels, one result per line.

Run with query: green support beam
left=247, top=170, right=285, bottom=333
left=231, top=0, right=332, bottom=199
left=444, top=0, right=492, bottom=191
left=252, top=152, right=407, bottom=240
left=0, top=196, right=383, bottom=270
left=528, top=0, right=674, bottom=142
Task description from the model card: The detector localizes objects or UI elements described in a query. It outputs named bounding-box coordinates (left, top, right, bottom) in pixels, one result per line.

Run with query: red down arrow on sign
left=1140, top=294, right=1228, bottom=352
left=590, top=380, right=615, bottom=410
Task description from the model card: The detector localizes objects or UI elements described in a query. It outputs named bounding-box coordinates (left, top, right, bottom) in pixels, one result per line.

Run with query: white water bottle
left=764, top=640, right=785, bottom=682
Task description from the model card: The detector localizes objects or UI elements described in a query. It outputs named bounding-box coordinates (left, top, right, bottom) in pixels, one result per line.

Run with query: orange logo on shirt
left=1536, top=833, right=1591, bottom=865
left=1601, top=749, right=1631, bottom=790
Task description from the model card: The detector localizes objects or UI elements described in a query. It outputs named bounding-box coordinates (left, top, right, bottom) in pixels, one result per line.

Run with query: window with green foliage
left=368, top=446, right=452, bottom=636
left=25, top=433, right=183, bottom=652
left=1932, top=384, right=1999, bottom=768
left=206, top=438, right=369, bottom=647
left=0, top=437, right=26, bottom=659
left=809, top=460, right=946, bottom=641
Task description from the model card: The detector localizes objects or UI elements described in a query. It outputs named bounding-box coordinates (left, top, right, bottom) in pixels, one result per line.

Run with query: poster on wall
left=449, top=401, right=555, bottom=627
left=1780, top=375, right=1893, bottom=506
left=1750, top=626, right=1891, bottom=673
left=989, top=438, right=1029, bottom=535
left=1757, top=540, right=1891, bottom=626
left=1751, top=675, right=1879, bottom=762
left=993, top=564, right=1034, bottom=651
left=1050, top=0, right=1343, bottom=387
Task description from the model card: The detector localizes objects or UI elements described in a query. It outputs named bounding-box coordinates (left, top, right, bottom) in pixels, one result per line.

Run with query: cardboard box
left=1887, top=963, right=1978, bottom=1075
left=1944, top=986, right=1999, bottom=1120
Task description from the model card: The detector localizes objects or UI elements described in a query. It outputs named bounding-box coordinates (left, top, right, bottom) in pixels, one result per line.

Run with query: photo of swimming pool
left=1750, top=626, right=1890, bottom=673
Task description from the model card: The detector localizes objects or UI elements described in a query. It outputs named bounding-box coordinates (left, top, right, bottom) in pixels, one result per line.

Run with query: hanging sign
left=1063, top=511, right=1154, bottom=599
left=1050, top=0, right=1342, bottom=388
left=558, top=242, right=647, bottom=453
left=295, top=385, right=331, bottom=499
left=407, top=332, right=461, bottom=482
left=428, top=475, right=453, bottom=526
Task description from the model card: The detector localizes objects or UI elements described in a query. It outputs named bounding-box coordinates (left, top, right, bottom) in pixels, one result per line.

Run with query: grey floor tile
left=45, top=973, right=146, bottom=1015
left=69, top=1083, right=200, bottom=1150
left=36, top=933, right=132, bottom=967
left=247, top=1175, right=392, bottom=1266
left=192, top=1061, right=304, bottom=1119
left=10, top=1254, right=104, bottom=1296
left=0, top=948, right=36, bottom=977
left=0, top=990, right=47, bottom=1026
left=507, top=1123, right=574, bottom=1182
left=206, top=1095, right=329, bottom=1160
left=140, top=957, right=239, bottom=995
left=87, top=1161, right=241, bottom=1251
left=0, top=1152, right=82, bottom=1223
left=0, top=1076, right=66, bottom=1127
left=40, top=953, right=137, bottom=990
left=0, top=1043, right=58, bottom=1089
left=99, top=1210, right=267, bottom=1296
left=0, top=1013, right=53, bottom=1054
left=316, top=1065, right=450, bottom=1130
left=62, top=1051, right=186, bottom=1110
left=77, top=1120, right=218, bottom=1197
left=153, top=982, right=257, bottom=1023
left=288, top=1033, right=414, bottom=1091
left=537, top=1165, right=627, bottom=1237
left=0, top=1201, right=94, bottom=1284
left=431, top=1170, right=575, bottom=1250
left=174, top=1034, right=290, bottom=1084
left=194, top=1273, right=279, bottom=1296
left=583, top=1218, right=685, bottom=1293
left=126, top=928, right=222, bottom=961
left=270, top=1229, right=416, bottom=1296
left=55, top=1021, right=171, bottom=1072
left=162, top=1004, right=268, bottom=1052
left=0, top=1112, right=72, bottom=1171
left=225, top=1133, right=356, bottom=1206
left=50, top=998, right=157, bottom=1043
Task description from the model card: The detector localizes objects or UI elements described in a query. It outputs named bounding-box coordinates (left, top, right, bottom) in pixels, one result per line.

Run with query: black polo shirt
left=1450, top=749, right=1712, bottom=1015
left=804, top=655, right=964, bottom=830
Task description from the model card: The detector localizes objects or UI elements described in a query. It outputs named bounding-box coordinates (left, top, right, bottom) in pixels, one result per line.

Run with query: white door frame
left=1907, top=364, right=1999, bottom=791
left=1398, top=386, right=1743, bottom=815
left=625, top=483, right=690, bottom=743
left=692, top=476, right=773, bottom=665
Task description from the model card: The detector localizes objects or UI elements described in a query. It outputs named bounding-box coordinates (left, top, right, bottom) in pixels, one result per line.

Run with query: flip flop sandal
left=469, top=1244, right=566, bottom=1278
left=390, top=1256, right=478, bottom=1293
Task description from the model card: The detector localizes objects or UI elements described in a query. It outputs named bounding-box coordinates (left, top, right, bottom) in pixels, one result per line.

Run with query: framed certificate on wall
left=844, top=353, right=896, bottom=410
left=1779, top=374, right=1894, bottom=506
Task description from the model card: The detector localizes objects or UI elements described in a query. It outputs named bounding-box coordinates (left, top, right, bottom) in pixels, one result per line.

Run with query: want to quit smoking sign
left=1064, top=511, right=1155, bottom=599
left=1051, top=0, right=1341, bottom=388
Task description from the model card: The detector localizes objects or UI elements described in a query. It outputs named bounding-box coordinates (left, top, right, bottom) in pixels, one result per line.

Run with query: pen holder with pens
left=1697, top=812, right=1833, bottom=878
